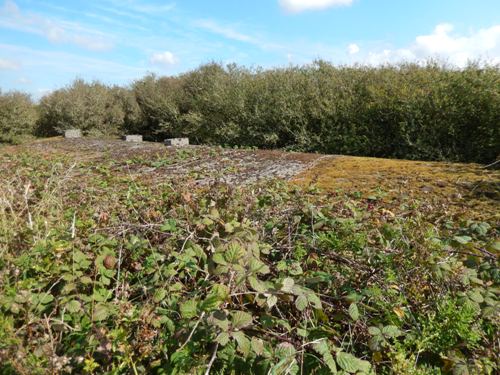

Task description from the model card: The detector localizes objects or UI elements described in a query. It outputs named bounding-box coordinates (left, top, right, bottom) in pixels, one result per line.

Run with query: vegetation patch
left=294, top=155, right=500, bottom=222
left=2, top=61, right=499, bottom=164
left=0, top=140, right=498, bottom=374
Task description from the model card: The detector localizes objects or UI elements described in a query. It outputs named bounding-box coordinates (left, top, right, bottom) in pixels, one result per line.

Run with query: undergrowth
left=0, top=151, right=498, bottom=374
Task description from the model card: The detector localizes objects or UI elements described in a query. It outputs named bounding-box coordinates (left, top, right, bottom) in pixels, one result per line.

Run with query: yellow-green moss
left=294, top=156, right=499, bottom=222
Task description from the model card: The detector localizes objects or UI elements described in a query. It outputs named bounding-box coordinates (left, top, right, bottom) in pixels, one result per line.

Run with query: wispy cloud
left=0, top=0, right=114, bottom=51
left=194, top=19, right=284, bottom=51
left=0, top=57, right=20, bottom=69
left=17, top=76, right=31, bottom=84
left=279, top=0, right=354, bottom=13
left=130, top=2, right=176, bottom=14
left=0, top=43, right=146, bottom=79
left=96, top=0, right=175, bottom=22
left=195, top=19, right=255, bottom=44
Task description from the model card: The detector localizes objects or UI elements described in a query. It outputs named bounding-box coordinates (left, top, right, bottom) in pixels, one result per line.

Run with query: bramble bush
left=0, top=150, right=498, bottom=374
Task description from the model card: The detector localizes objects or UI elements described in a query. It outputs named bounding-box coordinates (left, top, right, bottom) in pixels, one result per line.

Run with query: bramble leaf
left=231, top=311, right=253, bottom=329
left=348, top=303, right=359, bottom=321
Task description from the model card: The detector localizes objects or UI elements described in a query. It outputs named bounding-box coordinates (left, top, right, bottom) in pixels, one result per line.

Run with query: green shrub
left=131, top=74, right=183, bottom=141
left=36, top=80, right=141, bottom=137
left=0, top=90, right=37, bottom=144
left=11, top=60, right=500, bottom=163
left=130, top=61, right=499, bottom=162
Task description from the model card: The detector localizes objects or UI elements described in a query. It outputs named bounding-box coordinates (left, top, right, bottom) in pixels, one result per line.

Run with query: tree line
left=1, top=60, right=499, bottom=163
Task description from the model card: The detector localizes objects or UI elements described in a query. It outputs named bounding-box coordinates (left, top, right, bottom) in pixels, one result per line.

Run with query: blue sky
left=1, top=0, right=499, bottom=98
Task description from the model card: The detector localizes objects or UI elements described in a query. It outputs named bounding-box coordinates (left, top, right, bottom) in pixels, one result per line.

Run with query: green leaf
left=153, top=288, right=167, bottom=303
left=160, top=219, right=177, bottom=232
left=312, top=340, right=337, bottom=374
left=80, top=276, right=92, bottom=284
left=348, top=303, right=359, bottom=321
left=212, top=253, right=227, bottom=265
left=467, top=289, right=484, bottom=303
left=453, top=235, right=472, bottom=245
left=267, top=295, right=278, bottom=309
left=159, top=316, right=175, bottom=333
left=382, top=325, right=402, bottom=338
left=200, top=294, right=221, bottom=312
left=281, top=277, right=295, bottom=293
left=216, top=332, right=230, bottom=346
left=295, top=295, right=308, bottom=311
left=275, top=342, right=296, bottom=359
left=336, top=352, right=360, bottom=373
left=180, top=300, right=198, bottom=319
left=232, top=331, right=250, bottom=357
left=231, top=310, right=253, bottom=329
left=356, top=359, right=372, bottom=374
left=251, top=337, right=264, bottom=356
left=93, top=303, right=109, bottom=321
left=248, top=276, right=268, bottom=293
left=37, top=292, right=54, bottom=305
left=306, top=292, right=322, bottom=309
left=224, top=222, right=235, bottom=233
left=65, top=300, right=81, bottom=313
left=224, top=242, right=244, bottom=264
left=368, top=326, right=382, bottom=336
left=489, top=240, right=500, bottom=252
left=73, top=250, right=91, bottom=269
left=208, top=310, right=229, bottom=331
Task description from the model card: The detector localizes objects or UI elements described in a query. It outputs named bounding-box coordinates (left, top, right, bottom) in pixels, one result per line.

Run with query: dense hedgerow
left=133, top=61, right=500, bottom=162
left=0, top=90, right=37, bottom=144
left=2, top=61, right=499, bottom=161
left=36, top=79, right=142, bottom=137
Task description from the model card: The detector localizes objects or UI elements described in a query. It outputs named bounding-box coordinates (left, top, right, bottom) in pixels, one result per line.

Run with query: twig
left=483, top=159, right=500, bottom=170
left=71, top=211, right=76, bottom=239
left=179, top=311, right=206, bottom=351
left=23, top=183, right=33, bottom=230
left=180, top=231, right=195, bottom=253
left=204, top=342, right=219, bottom=375
left=115, top=241, right=124, bottom=301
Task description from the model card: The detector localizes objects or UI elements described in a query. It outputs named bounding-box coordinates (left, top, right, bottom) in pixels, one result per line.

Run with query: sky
left=0, top=0, right=499, bottom=98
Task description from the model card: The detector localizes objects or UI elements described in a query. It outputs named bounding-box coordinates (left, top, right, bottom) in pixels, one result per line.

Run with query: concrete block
left=64, top=129, right=81, bottom=139
left=164, top=138, right=189, bottom=147
left=125, top=135, right=143, bottom=142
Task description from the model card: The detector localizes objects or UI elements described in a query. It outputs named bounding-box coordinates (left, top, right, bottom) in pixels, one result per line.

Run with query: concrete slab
left=65, top=129, right=81, bottom=139
left=164, top=138, right=189, bottom=147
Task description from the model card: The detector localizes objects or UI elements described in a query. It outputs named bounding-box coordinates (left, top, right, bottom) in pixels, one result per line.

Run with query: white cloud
left=0, top=42, right=145, bottom=78
left=361, top=23, right=500, bottom=67
left=17, top=77, right=31, bottom=84
left=100, top=0, right=175, bottom=17
left=0, top=57, right=20, bottom=69
left=195, top=19, right=284, bottom=51
left=348, top=43, right=359, bottom=54
left=150, top=51, right=177, bottom=66
left=195, top=20, right=256, bottom=44
left=0, top=0, right=113, bottom=51
left=279, top=0, right=353, bottom=13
